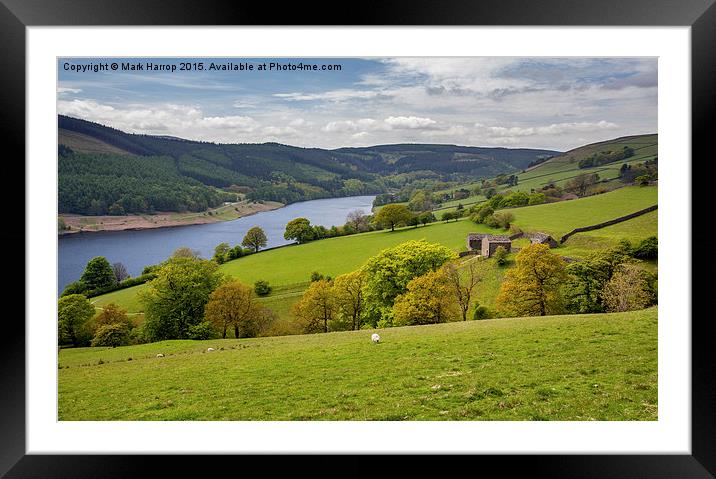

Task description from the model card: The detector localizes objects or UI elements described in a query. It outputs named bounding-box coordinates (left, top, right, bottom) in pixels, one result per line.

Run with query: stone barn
left=467, top=233, right=513, bottom=257
left=467, top=233, right=489, bottom=251
left=528, top=232, right=559, bottom=248
left=482, top=235, right=512, bottom=258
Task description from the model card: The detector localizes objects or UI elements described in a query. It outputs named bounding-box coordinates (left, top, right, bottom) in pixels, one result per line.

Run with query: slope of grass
left=511, top=186, right=656, bottom=238
left=94, top=185, right=657, bottom=314
left=58, top=307, right=658, bottom=421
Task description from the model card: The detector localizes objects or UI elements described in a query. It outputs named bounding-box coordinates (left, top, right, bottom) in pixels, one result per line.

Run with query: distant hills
left=58, top=115, right=559, bottom=215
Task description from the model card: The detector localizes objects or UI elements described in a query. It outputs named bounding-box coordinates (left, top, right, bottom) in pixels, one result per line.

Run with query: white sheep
left=207, top=347, right=215, bottom=352
left=156, top=353, right=164, bottom=358
left=371, top=333, right=380, bottom=343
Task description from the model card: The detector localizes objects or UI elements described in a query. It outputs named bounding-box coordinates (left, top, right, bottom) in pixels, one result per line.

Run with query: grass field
left=93, top=185, right=657, bottom=316
left=58, top=307, right=657, bottom=421
left=431, top=134, right=657, bottom=211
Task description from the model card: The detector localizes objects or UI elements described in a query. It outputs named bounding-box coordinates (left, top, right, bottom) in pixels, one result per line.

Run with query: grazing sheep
left=371, top=333, right=380, bottom=343
left=156, top=353, right=164, bottom=358
left=207, top=347, right=215, bottom=352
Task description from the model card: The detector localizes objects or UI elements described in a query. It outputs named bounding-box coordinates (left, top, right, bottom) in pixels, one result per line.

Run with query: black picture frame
left=3, top=0, right=709, bottom=476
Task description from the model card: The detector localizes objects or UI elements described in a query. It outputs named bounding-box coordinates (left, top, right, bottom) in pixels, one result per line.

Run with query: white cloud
left=478, top=120, right=619, bottom=138
left=275, top=89, right=388, bottom=102
left=57, top=87, right=82, bottom=94
left=384, top=116, right=438, bottom=130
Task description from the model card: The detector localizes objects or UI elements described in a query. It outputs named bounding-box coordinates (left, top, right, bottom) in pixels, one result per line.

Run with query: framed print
left=3, top=0, right=712, bottom=476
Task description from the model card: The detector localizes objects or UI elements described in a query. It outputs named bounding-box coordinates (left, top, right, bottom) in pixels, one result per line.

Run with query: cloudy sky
left=57, top=57, right=657, bottom=151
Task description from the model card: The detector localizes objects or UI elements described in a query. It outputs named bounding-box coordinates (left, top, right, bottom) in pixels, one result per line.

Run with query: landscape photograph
left=56, top=57, right=658, bottom=421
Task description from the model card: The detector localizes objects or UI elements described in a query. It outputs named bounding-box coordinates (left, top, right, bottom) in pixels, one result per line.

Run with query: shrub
left=632, top=236, right=658, bottom=260
left=61, top=280, right=87, bottom=297
left=472, top=305, right=491, bottom=320
left=310, top=271, right=325, bottom=282
left=492, top=246, right=508, bottom=266
left=187, top=321, right=218, bottom=340
left=254, top=280, right=272, bottom=296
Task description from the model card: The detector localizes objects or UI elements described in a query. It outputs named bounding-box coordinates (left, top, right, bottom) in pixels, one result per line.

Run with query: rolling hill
left=58, top=307, right=657, bottom=420
left=58, top=115, right=559, bottom=215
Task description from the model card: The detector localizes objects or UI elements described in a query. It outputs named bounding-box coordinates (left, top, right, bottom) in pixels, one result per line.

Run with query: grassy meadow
left=94, top=185, right=657, bottom=317
left=58, top=307, right=657, bottom=421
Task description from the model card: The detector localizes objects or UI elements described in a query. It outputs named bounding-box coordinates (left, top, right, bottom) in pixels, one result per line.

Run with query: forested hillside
left=58, top=115, right=559, bottom=215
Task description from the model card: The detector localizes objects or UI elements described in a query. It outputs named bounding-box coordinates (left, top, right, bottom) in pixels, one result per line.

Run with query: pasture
left=58, top=307, right=658, bottom=421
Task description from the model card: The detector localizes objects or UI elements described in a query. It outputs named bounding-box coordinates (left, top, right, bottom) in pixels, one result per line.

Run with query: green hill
left=93, top=185, right=657, bottom=317
left=58, top=307, right=657, bottom=420
left=58, top=115, right=558, bottom=215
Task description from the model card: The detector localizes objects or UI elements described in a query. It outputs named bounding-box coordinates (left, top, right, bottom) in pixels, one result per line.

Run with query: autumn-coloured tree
left=292, top=279, right=336, bottom=333
left=204, top=280, right=262, bottom=338
left=332, top=271, right=366, bottom=330
left=496, top=244, right=568, bottom=317
left=393, top=269, right=459, bottom=326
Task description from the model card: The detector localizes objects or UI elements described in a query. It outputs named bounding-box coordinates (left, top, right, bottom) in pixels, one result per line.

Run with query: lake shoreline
left=59, top=200, right=284, bottom=236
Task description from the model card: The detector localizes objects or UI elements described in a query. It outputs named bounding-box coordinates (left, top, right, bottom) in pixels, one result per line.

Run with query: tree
left=443, top=259, right=482, bottom=321
left=139, top=256, right=226, bottom=341
left=112, top=262, right=130, bottom=282
left=332, top=271, right=366, bottom=331
left=632, top=236, right=658, bottom=260
left=284, top=217, right=315, bottom=244
left=242, top=226, right=268, bottom=253
left=80, top=256, right=116, bottom=291
left=418, top=211, right=436, bottom=226
left=393, top=269, right=459, bottom=326
left=204, top=281, right=265, bottom=338
left=345, top=210, right=372, bottom=233
left=94, top=302, right=132, bottom=329
left=213, top=242, right=231, bottom=264
left=171, top=247, right=202, bottom=259
left=58, top=294, right=95, bottom=347
left=496, top=244, right=568, bottom=317
left=292, top=279, right=336, bottom=333
left=361, top=240, right=458, bottom=325
left=564, top=246, right=633, bottom=313
left=602, top=263, right=654, bottom=312
left=408, top=190, right=434, bottom=212
left=374, top=204, right=412, bottom=232
left=565, top=173, right=600, bottom=197
left=492, top=246, right=508, bottom=266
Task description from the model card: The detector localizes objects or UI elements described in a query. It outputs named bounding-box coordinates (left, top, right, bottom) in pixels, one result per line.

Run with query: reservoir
left=58, top=195, right=376, bottom=294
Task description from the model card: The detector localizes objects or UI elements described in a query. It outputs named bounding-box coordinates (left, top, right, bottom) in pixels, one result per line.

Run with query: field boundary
left=560, top=204, right=658, bottom=243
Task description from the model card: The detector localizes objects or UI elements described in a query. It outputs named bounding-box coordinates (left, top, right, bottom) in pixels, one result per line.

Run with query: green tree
left=213, top=242, right=230, bottom=264
left=332, top=271, right=366, bottom=331
left=139, top=256, right=226, bottom=341
left=58, top=294, right=95, bottom=347
left=374, top=204, right=412, bottom=232
left=361, top=240, right=458, bottom=326
left=284, top=217, right=315, bottom=244
left=80, top=256, right=116, bottom=291
left=393, top=269, right=459, bottom=326
left=564, top=246, right=632, bottom=313
left=496, top=244, right=568, bottom=317
left=492, top=246, right=508, bottom=266
left=242, top=226, right=268, bottom=253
